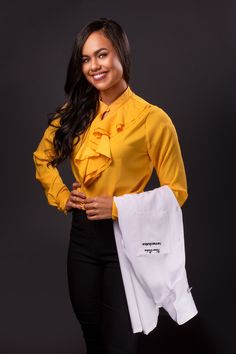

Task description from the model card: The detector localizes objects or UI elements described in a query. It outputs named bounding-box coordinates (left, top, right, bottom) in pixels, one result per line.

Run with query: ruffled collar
left=97, top=85, right=133, bottom=116
left=74, top=86, right=148, bottom=187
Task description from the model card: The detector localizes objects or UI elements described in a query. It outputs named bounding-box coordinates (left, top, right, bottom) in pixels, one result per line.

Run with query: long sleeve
left=33, top=120, right=70, bottom=213
left=145, top=107, right=188, bottom=207
left=112, top=200, right=118, bottom=220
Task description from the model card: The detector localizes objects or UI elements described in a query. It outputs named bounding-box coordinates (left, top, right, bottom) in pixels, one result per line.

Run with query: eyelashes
left=81, top=52, right=108, bottom=63
left=98, top=53, right=107, bottom=59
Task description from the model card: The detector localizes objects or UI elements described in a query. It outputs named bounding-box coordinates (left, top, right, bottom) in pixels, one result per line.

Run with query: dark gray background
left=0, top=0, right=235, bottom=353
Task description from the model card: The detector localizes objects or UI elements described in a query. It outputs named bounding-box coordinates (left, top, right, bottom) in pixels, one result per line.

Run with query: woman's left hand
left=84, top=196, right=113, bottom=220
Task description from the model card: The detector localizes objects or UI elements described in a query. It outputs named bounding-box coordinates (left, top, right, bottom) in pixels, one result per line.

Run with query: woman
left=33, top=18, right=188, bottom=354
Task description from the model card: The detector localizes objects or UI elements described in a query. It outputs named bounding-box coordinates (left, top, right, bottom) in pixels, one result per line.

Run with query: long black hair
left=48, top=18, right=131, bottom=166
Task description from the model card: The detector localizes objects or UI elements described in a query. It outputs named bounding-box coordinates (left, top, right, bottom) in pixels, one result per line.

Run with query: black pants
left=67, top=209, right=142, bottom=354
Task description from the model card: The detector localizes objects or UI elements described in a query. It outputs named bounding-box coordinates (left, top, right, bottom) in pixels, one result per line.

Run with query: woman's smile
left=81, top=31, right=127, bottom=102
left=92, top=71, right=108, bottom=81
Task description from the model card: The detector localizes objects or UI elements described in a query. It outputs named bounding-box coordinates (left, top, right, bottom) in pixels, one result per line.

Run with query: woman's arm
left=33, top=120, right=71, bottom=213
left=145, top=106, right=188, bottom=207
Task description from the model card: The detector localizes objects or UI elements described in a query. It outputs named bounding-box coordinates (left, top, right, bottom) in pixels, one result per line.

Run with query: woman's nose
left=90, top=57, right=101, bottom=71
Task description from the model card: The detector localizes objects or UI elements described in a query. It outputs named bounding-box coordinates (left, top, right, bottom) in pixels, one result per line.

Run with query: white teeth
left=93, top=73, right=106, bottom=80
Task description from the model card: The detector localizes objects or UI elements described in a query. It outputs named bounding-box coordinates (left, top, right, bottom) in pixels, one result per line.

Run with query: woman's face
left=81, top=31, right=126, bottom=94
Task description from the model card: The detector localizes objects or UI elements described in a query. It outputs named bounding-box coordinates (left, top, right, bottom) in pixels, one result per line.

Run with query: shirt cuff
left=112, top=199, right=118, bottom=220
left=56, top=189, right=71, bottom=215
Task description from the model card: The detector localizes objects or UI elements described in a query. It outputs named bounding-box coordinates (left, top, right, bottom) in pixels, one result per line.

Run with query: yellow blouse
left=33, top=86, right=188, bottom=218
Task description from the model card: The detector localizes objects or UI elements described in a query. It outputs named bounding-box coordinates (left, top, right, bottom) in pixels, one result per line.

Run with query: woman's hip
left=68, top=208, right=118, bottom=263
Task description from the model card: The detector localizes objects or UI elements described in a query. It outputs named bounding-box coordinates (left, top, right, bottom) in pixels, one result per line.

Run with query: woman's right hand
left=65, top=182, right=86, bottom=212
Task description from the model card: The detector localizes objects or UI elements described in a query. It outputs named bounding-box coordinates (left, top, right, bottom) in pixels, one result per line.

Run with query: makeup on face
left=81, top=31, right=127, bottom=100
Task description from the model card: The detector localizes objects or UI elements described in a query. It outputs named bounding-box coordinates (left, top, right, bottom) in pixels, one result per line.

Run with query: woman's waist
left=78, top=184, right=145, bottom=198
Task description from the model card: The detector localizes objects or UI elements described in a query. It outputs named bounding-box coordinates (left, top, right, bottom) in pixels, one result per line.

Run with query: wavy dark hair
left=48, top=18, right=131, bottom=166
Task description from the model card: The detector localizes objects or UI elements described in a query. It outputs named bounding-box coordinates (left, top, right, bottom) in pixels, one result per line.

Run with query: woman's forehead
left=82, top=31, right=113, bottom=56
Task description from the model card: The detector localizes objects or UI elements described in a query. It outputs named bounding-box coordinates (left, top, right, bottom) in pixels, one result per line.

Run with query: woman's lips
left=92, top=72, right=108, bottom=81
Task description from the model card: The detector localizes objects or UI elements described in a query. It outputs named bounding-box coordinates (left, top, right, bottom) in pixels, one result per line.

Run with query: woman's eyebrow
left=82, top=48, right=108, bottom=57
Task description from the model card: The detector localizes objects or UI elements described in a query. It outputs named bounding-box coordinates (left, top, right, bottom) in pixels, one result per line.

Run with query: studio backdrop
left=0, top=0, right=235, bottom=353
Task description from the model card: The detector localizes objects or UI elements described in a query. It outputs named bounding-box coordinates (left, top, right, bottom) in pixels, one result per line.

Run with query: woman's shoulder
left=148, top=104, right=173, bottom=124
left=131, top=90, right=167, bottom=112
left=131, top=91, right=173, bottom=126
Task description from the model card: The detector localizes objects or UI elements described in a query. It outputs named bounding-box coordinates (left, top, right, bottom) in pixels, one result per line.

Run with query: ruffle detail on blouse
left=73, top=120, right=106, bottom=186
left=74, top=88, right=151, bottom=187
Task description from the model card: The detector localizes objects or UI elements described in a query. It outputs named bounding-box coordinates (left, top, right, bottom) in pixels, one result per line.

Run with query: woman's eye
left=82, top=58, right=89, bottom=63
left=99, top=53, right=107, bottom=59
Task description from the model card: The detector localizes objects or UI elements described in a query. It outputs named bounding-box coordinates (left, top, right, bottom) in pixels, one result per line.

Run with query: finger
left=84, top=197, right=98, bottom=208
left=72, top=182, right=81, bottom=189
left=87, top=214, right=98, bottom=220
left=86, top=209, right=98, bottom=217
left=84, top=197, right=96, bottom=203
left=70, top=195, right=85, bottom=204
left=71, top=190, right=86, bottom=199
left=66, top=201, right=80, bottom=210
left=69, top=193, right=85, bottom=206
left=87, top=212, right=107, bottom=220
left=72, top=202, right=84, bottom=209
left=84, top=201, right=98, bottom=210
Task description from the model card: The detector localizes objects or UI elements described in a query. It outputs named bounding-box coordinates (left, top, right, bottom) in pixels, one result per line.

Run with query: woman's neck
left=99, top=80, right=128, bottom=106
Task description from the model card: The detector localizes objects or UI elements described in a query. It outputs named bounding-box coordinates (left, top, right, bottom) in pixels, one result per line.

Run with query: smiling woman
left=81, top=31, right=127, bottom=101
left=33, top=17, right=189, bottom=354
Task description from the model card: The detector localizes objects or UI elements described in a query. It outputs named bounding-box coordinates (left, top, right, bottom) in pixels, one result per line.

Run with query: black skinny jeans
left=67, top=209, right=142, bottom=354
